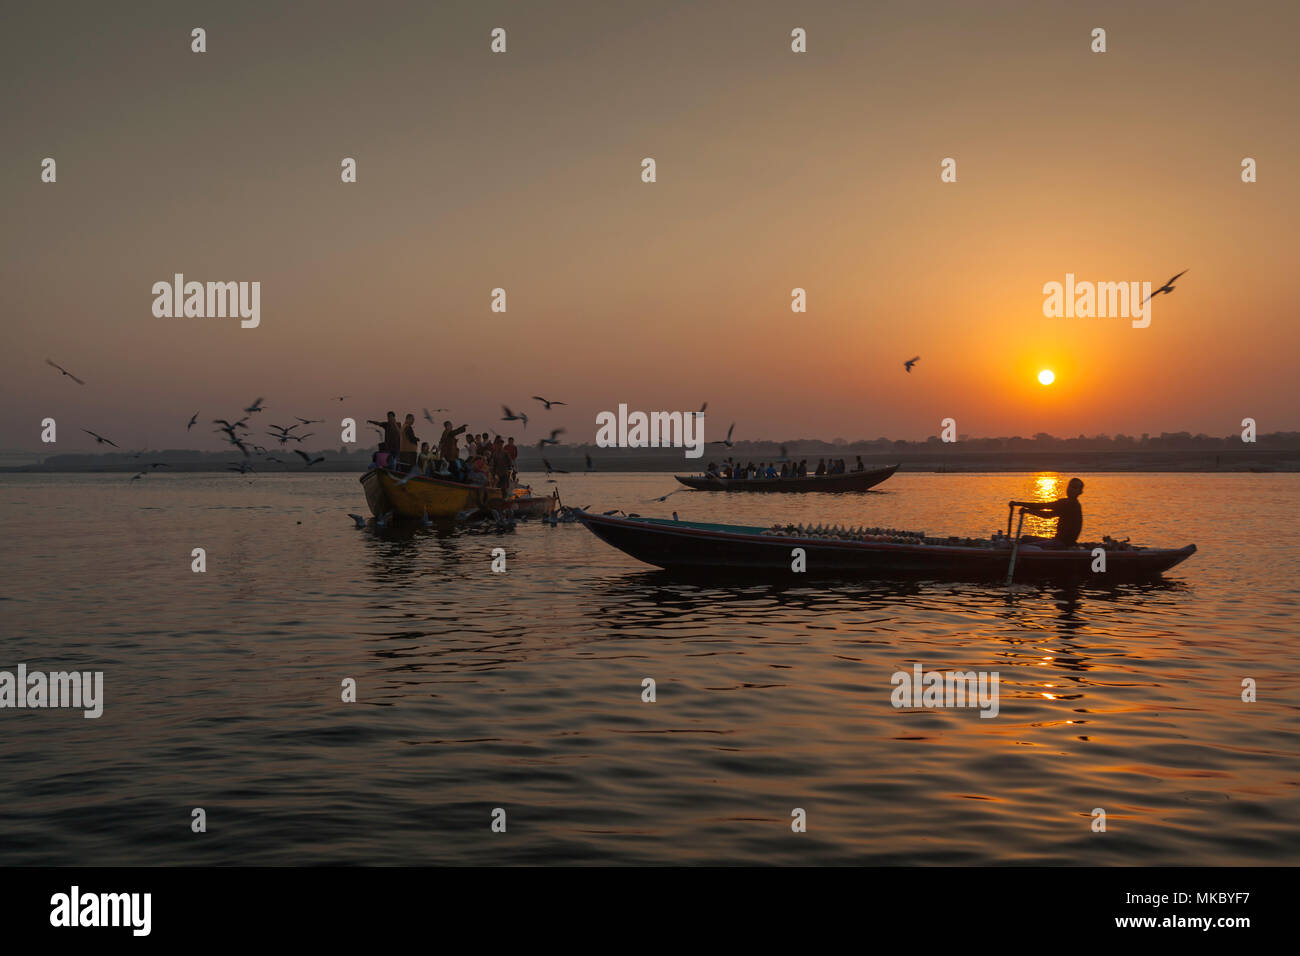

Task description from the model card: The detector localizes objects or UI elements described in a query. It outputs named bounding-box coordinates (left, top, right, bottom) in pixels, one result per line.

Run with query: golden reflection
left=1033, top=474, right=1062, bottom=501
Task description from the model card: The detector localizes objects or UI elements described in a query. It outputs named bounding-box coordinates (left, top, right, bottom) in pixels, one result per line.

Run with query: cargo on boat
left=360, top=467, right=558, bottom=521
left=578, top=512, right=1196, bottom=581
left=674, top=464, right=898, bottom=493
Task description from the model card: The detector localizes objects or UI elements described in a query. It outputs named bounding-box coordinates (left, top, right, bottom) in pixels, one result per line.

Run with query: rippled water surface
left=0, top=471, right=1296, bottom=865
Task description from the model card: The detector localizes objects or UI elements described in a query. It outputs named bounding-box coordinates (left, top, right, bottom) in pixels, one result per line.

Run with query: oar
left=1005, top=507, right=1026, bottom=585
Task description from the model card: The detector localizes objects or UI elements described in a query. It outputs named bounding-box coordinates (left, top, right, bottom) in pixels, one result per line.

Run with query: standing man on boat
left=368, top=412, right=402, bottom=470
left=1009, top=478, right=1085, bottom=546
left=439, top=420, right=467, bottom=480
left=505, top=437, right=519, bottom=481
left=490, top=437, right=513, bottom=498
left=396, top=414, right=420, bottom=472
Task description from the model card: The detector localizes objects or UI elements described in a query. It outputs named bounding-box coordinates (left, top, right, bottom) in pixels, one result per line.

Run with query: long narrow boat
left=360, top=468, right=558, bottom=520
left=578, top=512, right=1196, bottom=581
left=674, top=464, right=898, bottom=493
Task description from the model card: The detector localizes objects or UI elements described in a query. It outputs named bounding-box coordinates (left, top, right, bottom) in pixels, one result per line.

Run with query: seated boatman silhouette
left=1008, top=478, right=1084, bottom=547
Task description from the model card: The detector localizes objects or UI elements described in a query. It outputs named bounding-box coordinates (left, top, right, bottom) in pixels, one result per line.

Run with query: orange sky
left=2, top=0, right=1297, bottom=452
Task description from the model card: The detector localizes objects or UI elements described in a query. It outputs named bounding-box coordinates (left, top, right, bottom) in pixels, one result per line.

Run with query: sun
left=1038, top=369, right=1055, bottom=386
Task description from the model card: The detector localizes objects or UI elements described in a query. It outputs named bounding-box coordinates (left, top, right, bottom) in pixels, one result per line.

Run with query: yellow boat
left=360, top=468, right=558, bottom=520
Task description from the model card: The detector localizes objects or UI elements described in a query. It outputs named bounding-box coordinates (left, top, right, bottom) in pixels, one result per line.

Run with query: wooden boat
left=674, top=464, right=899, bottom=493
left=360, top=468, right=557, bottom=520
left=578, top=512, right=1196, bottom=581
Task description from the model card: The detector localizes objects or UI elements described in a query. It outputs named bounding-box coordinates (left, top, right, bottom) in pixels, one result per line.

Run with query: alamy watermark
left=0, top=664, right=103, bottom=718
left=891, top=663, right=999, bottom=718
left=1042, top=273, right=1152, bottom=328
left=152, top=274, right=260, bottom=328
left=595, top=404, right=704, bottom=459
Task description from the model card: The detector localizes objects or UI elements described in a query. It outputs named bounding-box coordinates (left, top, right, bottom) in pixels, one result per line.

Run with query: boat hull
left=578, top=512, right=1196, bottom=581
left=361, top=468, right=558, bottom=520
left=360, top=468, right=488, bottom=518
left=674, top=464, right=899, bottom=493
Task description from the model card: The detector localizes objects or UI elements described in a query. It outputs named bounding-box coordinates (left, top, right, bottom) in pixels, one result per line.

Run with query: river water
left=0, top=471, right=1295, bottom=865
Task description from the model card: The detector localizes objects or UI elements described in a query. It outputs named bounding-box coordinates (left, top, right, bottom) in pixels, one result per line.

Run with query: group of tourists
left=704, top=455, right=869, bottom=480
left=368, top=411, right=519, bottom=496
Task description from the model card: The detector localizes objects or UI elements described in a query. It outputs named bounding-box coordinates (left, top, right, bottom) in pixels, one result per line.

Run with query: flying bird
left=331, top=395, right=350, bottom=402
left=1142, top=269, right=1188, bottom=305
left=130, top=472, right=145, bottom=481
left=45, top=359, right=85, bottom=385
left=532, top=396, right=567, bottom=409
left=536, top=428, right=565, bottom=449
left=348, top=513, right=368, bottom=529
left=542, top=457, right=569, bottom=475
left=501, top=405, right=529, bottom=428
left=244, top=398, right=266, bottom=414
left=647, top=488, right=687, bottom=503
left=294, top=449, right=324, bottom=468
left=81, top=429, right=118, bottom=447
left=186, top=412, right=199, bottom=431
left=710, top=423, right=736, bottom=448
left=229, top=461, right=255, bottom=474
left=585, top=453, right=594, bottom=472
left=149, top=462, right=170, bottom=469
left=904, top=356, right=920, bottom=373
left=294, top=417, right=323, bottom=426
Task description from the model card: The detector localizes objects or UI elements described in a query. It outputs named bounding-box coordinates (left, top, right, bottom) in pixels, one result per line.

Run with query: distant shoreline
left=2, top=448, right=1296, bottom=474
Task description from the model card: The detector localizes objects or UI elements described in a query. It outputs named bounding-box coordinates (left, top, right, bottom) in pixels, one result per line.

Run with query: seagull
left=601, top=509, right=624, bottom=516
left=264, top=455, right=284, bottom=463
left=904, top=356, right=920, bottom=373
left=45, top=359, right=85, bottom=385
left=375, top=510, right=394, bottom=528
left=331, top=395, right=350, bottom=402
left=81, top=429, right=118, bottom=447
left=229, top=461, right=255, bottom=474
left=585, top=453, right=594, bottom=472
left=536, top=428, right=565, bottom=449
left=501, top=405, right=528, bottom=428
left=1142, top=269, right=1188, bottom=305
left=710, top=423, right=736, bottom=448
left=293, top=449, right=324, bottom=468
left=220, top=432, right=250, bottom=456
left=348, top=513, right=368, bottom=529
left=532, top=396, right=567, bottom=409
left=186, top=412, right=199, bottom=431
left=213, top=418, right=250, bottom=432
left=244, top=398, right=266, bottom=414
left=130, top=472, right=145, bottom=481
left=542, top=457, right=569, bottom=475
left=647, top=488, right=687, bottom=503
left=294, top=417, right=323, bottom=426
left=149, top=462, right=170, bottom=469
left=698, top=402, right=708, bottom=415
